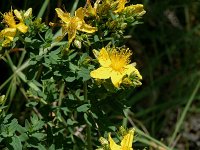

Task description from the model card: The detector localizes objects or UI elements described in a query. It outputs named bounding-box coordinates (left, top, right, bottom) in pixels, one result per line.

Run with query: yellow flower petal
left=85, top=0, right=97, bottom=17
left=24, top=8, right=32, bottom=18
left=75, top=7, right=84, bottom=21
left=0, top=28, right=16, bottom=47
left=1, top=28, right=16, bottom=37
left=133, top=69, right=142, bottom=80
left=114, top=0, right=127, bottom=13
left=78, top=22, right=97, bottom=33
left=121, top=129, right=134, bottom=149
left=75, top=8, right=97, bottom=33
left=55, top=8, right=71, bottom=23
left=90, top=67, right=112, bottom=79
left=14, top=9, right=23, bottom=21
left=3, top=12, right=16, bottom=28
left=124, top=64, right=137, bottom=76
left=108, top=134, right=121, bottom=150
left=67, top=24, right=77, bottom=45
left=98, top=48, right=111, bottom=67
left=2, top=39, right=11, bottom=47
left=110, top=71, right=123, bottom=88
left=16, top=22, right=28, bottom=33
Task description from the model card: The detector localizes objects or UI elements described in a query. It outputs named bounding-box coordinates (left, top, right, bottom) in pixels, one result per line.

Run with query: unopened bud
left=14, top=9, right=23, bottom=21
left=24, top=8, right=32, bottom=18
left=0, top=95, right=6, bottom=104
left=99, top=137, right=108, bottom=145
left=74, top=40, right=82, bottom=49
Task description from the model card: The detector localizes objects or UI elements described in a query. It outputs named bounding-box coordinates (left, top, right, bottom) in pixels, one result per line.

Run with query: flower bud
left=0, top=95, right=6, bottom=105
left=74, top=40, right=82, bottom=49
left=24, top=8, right=32, bottom=18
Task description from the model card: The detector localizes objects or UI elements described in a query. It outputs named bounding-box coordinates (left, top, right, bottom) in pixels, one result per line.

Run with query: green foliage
left=0, top=0, right=199, bottom=150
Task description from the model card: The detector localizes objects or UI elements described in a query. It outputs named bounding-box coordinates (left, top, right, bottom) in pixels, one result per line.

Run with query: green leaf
left=33, top=143, right=47, bottom=150
left=3, top=114, right=12, bottom=124
left=84, top=113, right=92, bottom=126
left=78, top=53, right=88, bottom=65
left=65, top=76, right=76, bottom=82
left=69, top=62, right=79, bottom=72
left=94, top=35, right=100, bottom=42
left=32, top=120, right=45, bottom=131
left=25, top=120, right=31, bottom=131
left=77, top=104, right=91, bottom=112
left=77, top=67, right=91, bottom=81
left=10, top=136, right=22, bottom=150
left=32, top=132, right=46, bottom=141
left=61, top=107, right=71, bottom=115
left=30, top=113, right=39, bottom=124
left=68, top=52, right=77, bottom=61
left=91, top=112, right=98, bottom=119
left=25, top=37, right=32, bottom=43
left=18, top=133, right=29, bottom=142
left=0, top=106, right=7, bottom=110
left=26, top=101, right=38, bottom=107
left=49, top=144, right=55, bottom=150
left=45, top=29, right=53, bottom=40
left=8, top=119, right=18, bottom=136
left=67, top=119, right=78, bottom=126
left=16, top=124, right=27, bottom=133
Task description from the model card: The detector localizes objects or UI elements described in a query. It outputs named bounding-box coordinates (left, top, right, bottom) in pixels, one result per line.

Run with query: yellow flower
left=109, top=128, right=134, bottom=150
left=113, top=0, right=145, bottom=16
left=0, top=9, right=30, bottom=47
left=90, top=47, right=142, bottom=88
left=55, top=7, right=97, bottom=46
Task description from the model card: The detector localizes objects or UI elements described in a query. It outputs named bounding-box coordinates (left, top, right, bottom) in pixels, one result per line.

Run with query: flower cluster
left=85, top=0, right=146, bottom=17
left=0, top=8, right=32, bottom=47
left=49, top=0, right=144, bottom=88
left=0, top=1, right=145, bottom=148
left=51, top=0, right=146, bottom=48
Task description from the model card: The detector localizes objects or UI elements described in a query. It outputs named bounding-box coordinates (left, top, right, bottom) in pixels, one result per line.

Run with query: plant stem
left=37, top=0, right=50, bottom=18
left=84, top=82, right=92, bottom=150
left=122, top=108, right=129, bottom=128
left=84, top=82, right=88, bottom=103
left=70, top=0, right=79, bottom=15
left=86, top=124, right=92, bottom=150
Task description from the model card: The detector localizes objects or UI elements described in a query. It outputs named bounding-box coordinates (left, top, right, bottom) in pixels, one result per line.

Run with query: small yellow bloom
left=55, top=7, right=97, bottom=46
left=90, top=47, right=142, bottom=88
left=109, top=128, right=134, bottom=150
left=0, top=9, right=30, bottom=47
left=113, top=0, right=145, bottom=16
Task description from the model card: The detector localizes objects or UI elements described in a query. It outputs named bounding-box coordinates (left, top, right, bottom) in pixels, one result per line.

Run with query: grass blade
left=37, top=0, right=50, bottom=18
left=169, top=79, right=200, bottom=148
